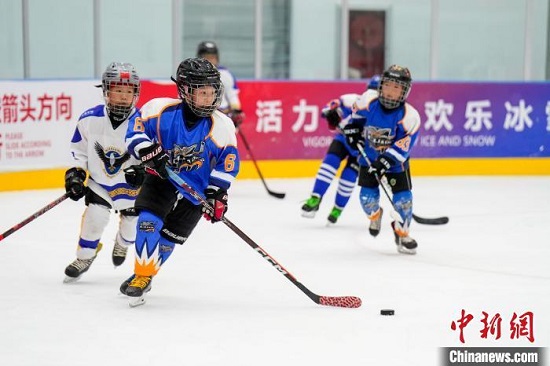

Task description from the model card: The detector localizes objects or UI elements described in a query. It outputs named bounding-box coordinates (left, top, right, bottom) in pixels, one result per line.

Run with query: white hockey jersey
left=219, top=66, right=241, bottom=112
left=69, top=105, right=141, bottom=210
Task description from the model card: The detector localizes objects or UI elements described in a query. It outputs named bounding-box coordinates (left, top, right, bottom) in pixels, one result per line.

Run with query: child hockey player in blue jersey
left=342, top=65, right=420, bottom=254
left=301, top=75, right=380, bottom=224
left=63, top=62, right=141, bottom=282
left=121, top=58, right=240, bottom=306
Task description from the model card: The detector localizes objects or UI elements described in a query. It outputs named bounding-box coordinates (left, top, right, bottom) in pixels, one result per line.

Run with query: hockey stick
left=0, top=193, right=70, bottom=242
left=165, top=168, right=361, bottom=308
left=237, top=129, right=286, bottom=199
left=412, top=213, right=449, bottom=225
left=378, top=174, right=449, bottom=225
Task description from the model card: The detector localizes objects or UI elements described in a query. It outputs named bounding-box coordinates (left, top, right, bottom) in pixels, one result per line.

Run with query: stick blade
left=319, top=296, right=362, bottom=308
left=412, top=214, right=449, bottom=225
left=268, top=191, right=286, bottom=199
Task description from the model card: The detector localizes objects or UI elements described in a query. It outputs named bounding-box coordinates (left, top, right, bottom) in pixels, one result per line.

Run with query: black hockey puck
left=380, top=309, right=395, bottom=316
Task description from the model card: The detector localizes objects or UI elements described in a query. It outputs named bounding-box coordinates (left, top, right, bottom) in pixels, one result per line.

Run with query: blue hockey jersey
left=126, top=98, right=240, bottom=204
left=350, top=90, right=421, bottom=172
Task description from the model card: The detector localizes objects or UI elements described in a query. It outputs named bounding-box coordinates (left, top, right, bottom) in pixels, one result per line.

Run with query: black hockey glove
left=202, top=186, right=228, bottom=223
left=321, top=107, right=343, bottom=130
left=229, top=110, right=245, bottom=128
left=124, top=164, right=146, bottom=188
left=342, top=123, right=365, bottom=150
left=139, top=143, right=169, bottom=179
left=367, top=155, right=395, bottom=177
left=64, top=167, right=87, bottom=201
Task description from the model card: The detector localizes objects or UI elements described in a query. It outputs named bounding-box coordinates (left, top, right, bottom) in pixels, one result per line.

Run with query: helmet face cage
left=378, top=65, right=412, bottom=109
left=176, top=58, right=223, bottom=117
left=102, top=62, right=140, bottom=120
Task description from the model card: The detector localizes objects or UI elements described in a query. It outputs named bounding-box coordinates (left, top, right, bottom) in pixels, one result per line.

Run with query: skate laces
left=113, top=242, right=128, bottom=257
left=129, top=276, right=152, bottom=289
left=304, top=195, right=321, bottom=208
left=329, top=207, right=342, bottom=219
left=69, top=258, right=94, bottom=271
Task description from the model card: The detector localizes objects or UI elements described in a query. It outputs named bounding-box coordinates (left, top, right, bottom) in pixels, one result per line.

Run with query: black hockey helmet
left=175, top=57, right=223, bottom=117
left=378, top=65, right=412, bottom=109
left=197, top=41, right=219, bottom=58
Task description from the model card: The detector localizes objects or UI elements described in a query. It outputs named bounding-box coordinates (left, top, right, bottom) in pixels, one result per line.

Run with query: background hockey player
left=64, top=62, right=141, bottom=282
left=196, top=40, right=245, bottom=128
left=121, top=57, right=240, bottom=306
left=342, top=65, right=420, bottom=254
left=301, top=76, right=380, bottom=224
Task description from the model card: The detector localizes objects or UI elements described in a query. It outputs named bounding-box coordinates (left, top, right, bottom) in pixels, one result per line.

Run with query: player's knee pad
left=359, top=186, right=380, bottom=216
left=160, top=227, right=187, bottom=245
left=80, top=203, right=111, bottom=240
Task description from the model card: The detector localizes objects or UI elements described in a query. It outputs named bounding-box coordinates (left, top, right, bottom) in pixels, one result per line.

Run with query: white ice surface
left=0, top=177, right=548, bottom=365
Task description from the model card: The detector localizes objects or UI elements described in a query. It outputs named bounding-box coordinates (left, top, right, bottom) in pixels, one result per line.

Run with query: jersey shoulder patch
left=140, top=98, right=181, bottom=119
left=401, top=103, right=421, bottom=133
left=340, top=93, right=360, bottom=108
left=210, top=111, right=237, bottom=147
left=79, top=105, right=104, bottom=120
left=354, top=90, right=378, bottom=111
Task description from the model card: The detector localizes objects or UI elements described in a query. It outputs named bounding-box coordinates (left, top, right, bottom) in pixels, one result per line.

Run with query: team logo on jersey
left=366, top=126, right=394, bottom=150
left=172, top=142, right=205, bottom=172
left=94, top=142, right=131, bottom=175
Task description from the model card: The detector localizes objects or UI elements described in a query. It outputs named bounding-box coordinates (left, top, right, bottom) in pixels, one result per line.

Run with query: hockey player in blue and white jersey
left=342, top=65, right=420, bottom=254
left=120, top=57, right=240, bottom=305
left=63, top=62, right=141, bottom=282
left=197, top=41, right=245, bottom=127
left=301, top=75, right=380, bottom=224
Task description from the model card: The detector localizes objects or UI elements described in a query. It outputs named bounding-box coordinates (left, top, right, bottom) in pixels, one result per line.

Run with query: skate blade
left=128, top=296, right=146, bottom=307
left=63, top=276, right=81, bottom=284
left=301, top=211, right=317, bottom=218
left=397, top=245, right=416, bottom=255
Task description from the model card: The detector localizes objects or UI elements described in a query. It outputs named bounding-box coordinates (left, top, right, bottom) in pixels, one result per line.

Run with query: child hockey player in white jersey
left=63, top=62, right=141, bottom=282
left=197, top=41, right=245, bottom=128
left=121, top=57, right=240, bottom=306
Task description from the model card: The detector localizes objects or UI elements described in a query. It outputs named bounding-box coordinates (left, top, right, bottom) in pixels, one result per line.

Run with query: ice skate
left=63, top=243, right=103, bottom=283
left=368, top=208, right=383, bottom=237
left=327, top=206, right=342, bottom=224
left=391, top=222, right=417, bottom=255
left=301, top=195, right=321, bottom=218
left=112, top=241, right=128, bottom=267
left=124, top=275, right=153, bottom=307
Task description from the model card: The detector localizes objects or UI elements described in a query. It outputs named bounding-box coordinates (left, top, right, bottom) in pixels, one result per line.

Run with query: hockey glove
left=229, top=110, right=245, bottom=128
left=321, top=107, right=343, bottom=130
left=139, top=143, right=169, bottom=179
left=64, top=167, right=87, bottom=201
left=202, top=186, right=228, bottom=223
left=124, top=164, right=146, bottom=188
left=342, top=123, right=365, bottom=150
left=367, top=155, right=395, bottom=177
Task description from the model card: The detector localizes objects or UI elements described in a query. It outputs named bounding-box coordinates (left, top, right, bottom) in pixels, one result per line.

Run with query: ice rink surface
left=0, top=176, right=548, bottom=366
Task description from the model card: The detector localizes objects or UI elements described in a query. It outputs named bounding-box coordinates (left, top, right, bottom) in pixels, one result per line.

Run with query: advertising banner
left=0, top=81, right=101, bottom=171
left=1, top=80, right=549, bottom=173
